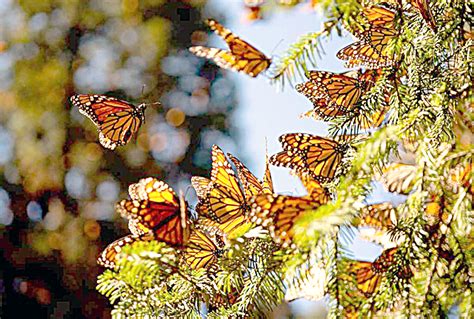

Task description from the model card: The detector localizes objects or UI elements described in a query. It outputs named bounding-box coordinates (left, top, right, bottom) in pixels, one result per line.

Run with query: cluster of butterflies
left=348, top=203, right=412, bottom=297
left=66, top=2, right=444, bottom=304
left=98, top=137, right=339, bottom=271
left=345, top=153, right=473, bottom=298
left=346, top=193, right=464, bottom=298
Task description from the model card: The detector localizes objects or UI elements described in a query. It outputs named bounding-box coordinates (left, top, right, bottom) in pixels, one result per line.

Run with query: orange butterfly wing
left=97, top=234, right=152, bottom=270
left=189, top=19, right=271, bottom=77
left=70, top=94, right=145, bottom=149
left=117, top=178, right=188, bottom=246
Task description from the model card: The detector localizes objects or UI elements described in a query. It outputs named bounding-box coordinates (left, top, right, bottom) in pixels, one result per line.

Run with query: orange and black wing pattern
left=228, top=152, right=274, bottom=197
left=262, top=152, right=274, bottom=194
left=336, top=5, right=398, bottom=69
left=97, top=234, right=153, bottom=270
left=336, top=28, right=397, bottom=69
left=297, top=173, right=332, bottom=202
left=70, top=94, right=145, bottom=150
left=296, top=69, right=385, bottom=125
left=270, top=133, right=347, bottom=182
left=306, top=71, right=364, bottom=110
left=354, top=202, right=396, bottom=230
left=117, top=177, right=189, bottom=246
left=363, top=5, right=397, bottom=28
left=191, top=146, right=249, bottom=234
left=228, top=153, right=264, bottom=198
left=250, top=191, right=329, bottom=246
left=183, top=229, right=225, bottom=270
left=353, top=247, right=398, bottom=295
left=189, top=19, right=271, bottom=77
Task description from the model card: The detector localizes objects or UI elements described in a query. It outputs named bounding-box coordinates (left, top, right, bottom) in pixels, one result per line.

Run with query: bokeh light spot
left=26, top=201, right=43, bottom=222
left=0, top=188, right=13, bottom=225
left=96, top=180, right=119, bottom=202
left=165, top=108, right=185, bottom=127
left=42, top=199, right=65, bottom=231
left=65, top=167, right=90, bottom=200
left=83, top=219, right=101, bottom=240
left=0, top=126, right=14, bottom=164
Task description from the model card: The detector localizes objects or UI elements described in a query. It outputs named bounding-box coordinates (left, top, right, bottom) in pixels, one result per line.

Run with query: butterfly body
left=70, top=94, right=146, bottom=150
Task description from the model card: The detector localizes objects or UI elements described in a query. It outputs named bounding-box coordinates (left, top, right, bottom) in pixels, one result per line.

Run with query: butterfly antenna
left=270, top=38, right=284, bottom=57
left=264, top=137, right=270, bottom=160
left=146, top=101, right=161, bottom=107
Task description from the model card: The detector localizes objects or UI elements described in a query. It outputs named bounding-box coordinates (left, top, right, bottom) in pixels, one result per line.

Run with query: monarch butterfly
left=336, top=28, right=397, bottom=69
left=363, top=4, right=397, bottom=28
left=70, top=94, right=146, bottom=150
left=337, top=4, right=398, bottom=68
left=97, top=233, right=153, bottom=269
left=380, top=163, right=417, bottom=195
left=228, top=152, right=274, bottom=198
left=410, top=0, right=437, bottom=32
left=296, top=69, right=382, bottom=111
left=297, top=69, right=388, bottom=129
left=117, top=177, right=189, bottom=246
left=297, top=172, right=332, bottom=202
left=353, top=247, right=399, bottom=295
left=353, top=202, right=397, bottom=230
left=250, top=187, right=330, bottom=246
left=189, top=19, right=271, bottom=77
left=270, top=133, right=348, bottom=182
left=191, top=146, right=249, bottom=234
left=183, top=229, right=226, bottom=270
left=192, top=146, right=275, bottom=235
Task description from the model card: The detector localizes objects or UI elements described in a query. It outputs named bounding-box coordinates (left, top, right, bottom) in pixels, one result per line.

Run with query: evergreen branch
left=269, top=19, right=338, bottom=88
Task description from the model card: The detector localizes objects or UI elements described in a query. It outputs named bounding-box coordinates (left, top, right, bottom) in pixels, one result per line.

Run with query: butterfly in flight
left=270, top=133, right=348, bottom=182
left=336, top=5, right=398, bottom=69
left=189, top=19, right=271, bottom=77
left=70, top=94, right=148, bottom=150
left=116, top=177, right=190, bottom=247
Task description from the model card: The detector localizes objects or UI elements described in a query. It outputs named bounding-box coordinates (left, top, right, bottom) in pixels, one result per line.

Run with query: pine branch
left=269, top=19, right=338, bottom=88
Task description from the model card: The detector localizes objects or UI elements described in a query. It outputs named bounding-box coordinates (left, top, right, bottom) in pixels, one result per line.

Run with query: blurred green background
left=0, top=0, right=241, bottom=317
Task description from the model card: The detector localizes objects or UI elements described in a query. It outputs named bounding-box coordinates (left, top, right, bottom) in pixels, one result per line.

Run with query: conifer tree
left=97, top=0, right=473, bottom=317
